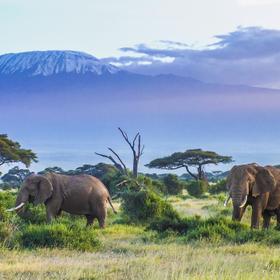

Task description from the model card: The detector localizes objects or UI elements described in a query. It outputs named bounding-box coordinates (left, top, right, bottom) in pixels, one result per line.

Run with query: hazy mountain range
left=1, top=50, right=280, bottom=172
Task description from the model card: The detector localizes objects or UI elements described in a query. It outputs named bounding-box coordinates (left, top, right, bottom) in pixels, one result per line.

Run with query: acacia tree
left=1, top=166, right=32, bottom=187
left=38, top=166, right=66, bottom=175
left=0, top=134, right=37, bottom=173
left=146, top=149, right=232, bottom=181
left=96, top=128, right=144, bottom=178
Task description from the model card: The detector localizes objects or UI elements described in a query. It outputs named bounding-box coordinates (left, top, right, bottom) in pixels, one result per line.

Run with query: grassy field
left=1, top=195, right=280, bottom=279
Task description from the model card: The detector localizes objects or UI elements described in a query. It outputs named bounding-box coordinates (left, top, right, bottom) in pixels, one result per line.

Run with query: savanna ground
left=1, top=192, right=280, bottom=279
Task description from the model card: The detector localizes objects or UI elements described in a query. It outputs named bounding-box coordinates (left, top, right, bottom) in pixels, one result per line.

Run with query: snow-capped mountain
left=0, top=50, right=120, bottom=77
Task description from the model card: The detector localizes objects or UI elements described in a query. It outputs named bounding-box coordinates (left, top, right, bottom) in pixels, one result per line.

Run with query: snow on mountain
left=0, top=50, right=120, bottom=77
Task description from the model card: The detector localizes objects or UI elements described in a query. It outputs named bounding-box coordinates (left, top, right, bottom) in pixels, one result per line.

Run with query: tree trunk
left=133, top=158, right=138, bottom=178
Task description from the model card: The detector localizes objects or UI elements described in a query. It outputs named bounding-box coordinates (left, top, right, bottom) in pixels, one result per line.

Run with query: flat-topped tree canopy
left=146, top=149, right=233, bottom=180
left=0, top=134, right=37, bottom=168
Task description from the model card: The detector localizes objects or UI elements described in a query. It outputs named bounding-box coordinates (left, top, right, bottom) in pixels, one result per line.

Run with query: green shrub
left=163, top=174, right=185, bottom=195
left=149, top=215, right=280, bottom=245
left=209, top=179, right=227, bottom=194
left=121, top=189, right=179, bottom=223
left=19, top=223, right=101, bottom=251
left=186, top=180, right=208, bottom=197
left=0, top=191, right=16, bottom=209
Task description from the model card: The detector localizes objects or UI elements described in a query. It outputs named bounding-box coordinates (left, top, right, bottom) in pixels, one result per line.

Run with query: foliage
left=163, top=174, right=185, bottom=195
left=0, top=134, right=37, bottom=167
left=67, top=163, right=118, bottom=177
left=1, top=166, right=32, bottom=188
left=19, top=223, right=101, bottom=251
left=208, top=179, right=227, bottom=194
left=121, top=188, right=180, bottom=223
left=186, top=180, right=208, bottom=197
left=38, top=166, right=66, bottom=175
left=149, top=215, right=280, bottom=245
left=146, top=149, right=232, bottom=180
left=0, top=191, right=16, bottom=209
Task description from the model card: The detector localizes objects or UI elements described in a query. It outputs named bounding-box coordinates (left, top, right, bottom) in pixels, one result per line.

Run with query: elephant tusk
left=224, top=195, right=231, bottom=207
left=6, top=202, right=25, bottom=212
left=239, top=195, right=248, bottom=208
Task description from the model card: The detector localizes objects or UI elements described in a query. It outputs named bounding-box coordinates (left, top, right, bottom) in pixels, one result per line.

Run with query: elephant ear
left=226, top=166, right=236, bottom=191
left=252, top=167, right=276, bottom=197
left=34, top=176, right=53, bottom=205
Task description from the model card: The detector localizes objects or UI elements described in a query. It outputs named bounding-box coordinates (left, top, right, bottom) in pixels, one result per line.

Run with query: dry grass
left=1, top=198, right=280, bottom=279
left=1, top=242, right=280, bottom=279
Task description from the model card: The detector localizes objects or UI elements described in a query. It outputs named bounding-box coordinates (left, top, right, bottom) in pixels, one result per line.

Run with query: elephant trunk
left=232, top=205, right=243, bottom=221
left=231, top=186, right=248, bottom=221
left=231, top=188, right=247, bottom=208
left=13, top=189, right=29, bottom=217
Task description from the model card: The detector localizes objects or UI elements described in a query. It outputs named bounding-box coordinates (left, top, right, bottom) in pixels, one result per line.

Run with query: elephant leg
left=46, top=209, right=55, bottom=223
left=275, top=209, right=280, bottom=228
left=97, top=207, right=107, bottom=229
left=46, top=200, right=61, bottom=223
left=86, top=215, right=95, bottom=227
left=251, top=198, right=262, bottom=229
left=232, top=205, right=247, bottom=221
left=262, top=210, right=272, bottom=229
left=56, top=209, right=62, bottom=217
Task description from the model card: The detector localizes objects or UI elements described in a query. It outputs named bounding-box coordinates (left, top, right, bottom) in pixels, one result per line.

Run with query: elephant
left=224, top=163, right=280, bottom=229
left=7, top=173, right=117, bottom=228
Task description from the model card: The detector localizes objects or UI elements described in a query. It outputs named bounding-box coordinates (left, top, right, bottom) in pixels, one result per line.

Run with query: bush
left=209, top=179, right=227, bottom=194
left=121, top=189, right=180, bottom=223
left=163, top=174, right=185, bottom=195
left=149, top=215, right=280, bottom=245
left=186, top=180, right=208, bottom=197
left=19, top=223, right=101, bottom=251
left=0, top=191, right=16, bottom=209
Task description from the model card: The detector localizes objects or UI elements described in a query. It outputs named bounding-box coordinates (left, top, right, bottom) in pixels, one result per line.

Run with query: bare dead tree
left=95, top=128, right=144, bottom=178
left=118, top=127, right=144, bottom=178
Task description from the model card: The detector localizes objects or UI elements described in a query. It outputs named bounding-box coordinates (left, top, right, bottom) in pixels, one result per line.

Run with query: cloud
left=105, top=27, right=280, bottom=88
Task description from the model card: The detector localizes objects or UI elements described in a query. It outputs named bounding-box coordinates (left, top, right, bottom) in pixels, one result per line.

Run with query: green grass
left=1, top=191, right=280, bottom=279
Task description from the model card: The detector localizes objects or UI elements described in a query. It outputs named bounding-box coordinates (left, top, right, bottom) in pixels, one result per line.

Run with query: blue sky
left=1, top=0, right=280, bottom=58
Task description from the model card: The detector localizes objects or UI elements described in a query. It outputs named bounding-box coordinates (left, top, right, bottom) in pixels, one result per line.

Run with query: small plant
left=186, top=180, right=208, bottom=197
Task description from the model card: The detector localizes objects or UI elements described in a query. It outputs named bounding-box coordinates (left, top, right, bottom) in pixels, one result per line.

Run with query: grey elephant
left=224, top=163, right=280, bottom=229
left=7, top=173, right=117, bottom=228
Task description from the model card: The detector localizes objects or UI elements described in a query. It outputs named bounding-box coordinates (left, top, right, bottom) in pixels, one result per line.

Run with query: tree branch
left=107, top=147, right=128, bottom=173
left=132, top=133, right=140, bottom=149
left=185, top=165, right=198, bottom=180
left=95, top=152, right=127, bottom=175
left=118, top=127, right=135, bottom=153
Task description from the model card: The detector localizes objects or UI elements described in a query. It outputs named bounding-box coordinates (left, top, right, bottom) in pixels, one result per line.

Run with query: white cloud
left=238, top=0, right=280, bottom=6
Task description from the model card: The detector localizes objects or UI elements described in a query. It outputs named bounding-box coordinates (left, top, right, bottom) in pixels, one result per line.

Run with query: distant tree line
left=0, top=132, right=233, bottom=197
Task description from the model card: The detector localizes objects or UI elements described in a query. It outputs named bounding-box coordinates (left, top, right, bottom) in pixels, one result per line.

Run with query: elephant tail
left=108, top=197, right=117, bottom=214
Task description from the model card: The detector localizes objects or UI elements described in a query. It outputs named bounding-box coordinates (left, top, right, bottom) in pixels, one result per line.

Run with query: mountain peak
left=0, top=50, right=120, bottom=77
